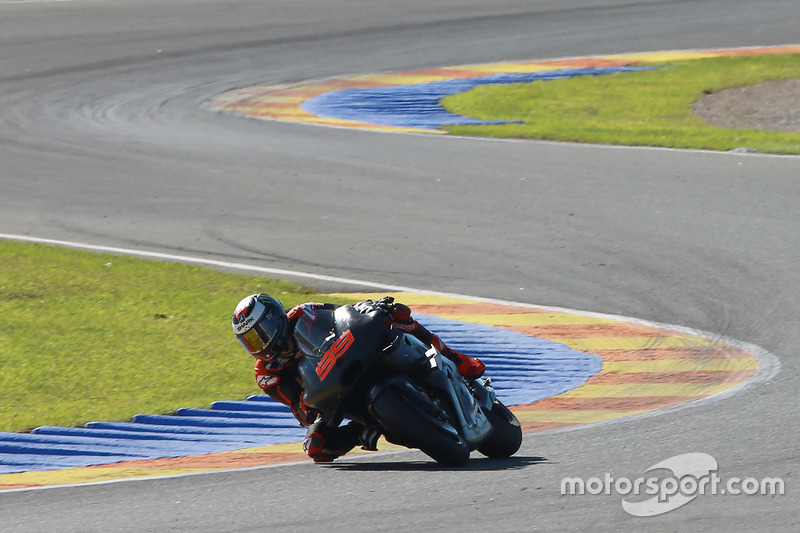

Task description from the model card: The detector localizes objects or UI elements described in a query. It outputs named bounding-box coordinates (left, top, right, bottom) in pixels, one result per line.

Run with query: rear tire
left=371, top=385, right=470, bottom=466
left=477, top=401, right=522, bottom=458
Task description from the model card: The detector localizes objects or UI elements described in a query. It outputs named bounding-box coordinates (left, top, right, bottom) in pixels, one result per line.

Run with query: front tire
left=477, top=401, right=522, bottom=458
left=370, top=385, right=470, bottom=466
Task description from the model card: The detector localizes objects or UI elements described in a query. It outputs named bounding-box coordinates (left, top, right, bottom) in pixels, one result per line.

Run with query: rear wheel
left=477, top=401, right=522, bottom=458
left=371, top=385, right=470, bottom=466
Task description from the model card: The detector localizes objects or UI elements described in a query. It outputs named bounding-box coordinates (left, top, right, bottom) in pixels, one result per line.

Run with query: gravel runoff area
left=693, top=78, right=800, bottom=132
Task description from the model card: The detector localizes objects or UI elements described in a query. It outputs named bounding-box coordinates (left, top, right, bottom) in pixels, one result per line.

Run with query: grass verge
left=441, top=54, right=800, bottom=154
left=0, top=241, right=351, bottom=433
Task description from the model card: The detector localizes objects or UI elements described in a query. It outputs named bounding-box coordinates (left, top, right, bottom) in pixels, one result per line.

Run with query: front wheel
left=477, top=401, right=522, bottom=458
left=370, top=385, right=470, bottom=466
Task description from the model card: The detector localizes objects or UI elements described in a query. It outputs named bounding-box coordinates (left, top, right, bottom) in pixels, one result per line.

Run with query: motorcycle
left=293, top=304, right=522, bottom=466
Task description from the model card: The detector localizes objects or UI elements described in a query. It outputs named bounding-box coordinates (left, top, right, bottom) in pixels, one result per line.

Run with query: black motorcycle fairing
left=296, top=306, right=394, bottom=416
left=380, top=333, right=440, bottom=377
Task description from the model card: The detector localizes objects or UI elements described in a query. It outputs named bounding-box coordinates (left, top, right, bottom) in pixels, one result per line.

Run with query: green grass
left=0, top=241, right=351, bottom=433
left=442, top=54, right=800, bottom=154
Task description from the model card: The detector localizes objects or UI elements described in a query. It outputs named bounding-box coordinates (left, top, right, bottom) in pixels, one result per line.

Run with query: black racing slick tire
left=477, top=401, right=522, bottom=458
left=370, top=386, right=470, bottom=467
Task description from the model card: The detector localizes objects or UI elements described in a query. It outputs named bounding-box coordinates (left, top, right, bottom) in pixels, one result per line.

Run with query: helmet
left=232, top=294, right=290, bottom=361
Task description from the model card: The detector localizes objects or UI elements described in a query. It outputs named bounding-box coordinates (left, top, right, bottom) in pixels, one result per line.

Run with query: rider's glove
left=374, top=296, right=395, bottom=310
left=353, top=299, right=377, bottom=314
left=354, top=296, right=393, bottom=312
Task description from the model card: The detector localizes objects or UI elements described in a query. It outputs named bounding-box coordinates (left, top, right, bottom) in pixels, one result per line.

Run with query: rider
left=231, top=293, right=486, bottom=463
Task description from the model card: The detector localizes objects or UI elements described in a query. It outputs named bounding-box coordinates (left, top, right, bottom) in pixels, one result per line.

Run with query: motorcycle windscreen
left=298, top=306, right=390, bottom=412
left=293, top=309, right=337, bottom=357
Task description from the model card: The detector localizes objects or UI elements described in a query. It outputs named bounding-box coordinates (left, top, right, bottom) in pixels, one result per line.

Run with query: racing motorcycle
left=293, top=304, right=522, bottom=466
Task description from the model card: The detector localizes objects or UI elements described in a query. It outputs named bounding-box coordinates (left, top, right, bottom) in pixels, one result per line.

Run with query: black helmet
left=232, top=294, right=290, bottom=360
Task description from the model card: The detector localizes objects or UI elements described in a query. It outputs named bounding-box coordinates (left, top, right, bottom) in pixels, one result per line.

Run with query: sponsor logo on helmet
left=232, top=296, right=266, bottom=334
left=233, top=316, right=256, bottom=334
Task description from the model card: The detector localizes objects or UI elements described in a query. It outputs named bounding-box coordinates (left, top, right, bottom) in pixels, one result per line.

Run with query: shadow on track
left=324, top=455, right=548, bottom=472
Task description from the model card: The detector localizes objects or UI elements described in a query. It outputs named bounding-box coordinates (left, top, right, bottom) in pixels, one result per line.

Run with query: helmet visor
left=238, top=326, right=270, bottom=355
left=238, top=316, right=287, bottom=359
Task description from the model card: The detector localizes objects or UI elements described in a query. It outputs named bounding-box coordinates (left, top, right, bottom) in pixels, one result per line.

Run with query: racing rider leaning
left=231, top=293, right=486, bottom=463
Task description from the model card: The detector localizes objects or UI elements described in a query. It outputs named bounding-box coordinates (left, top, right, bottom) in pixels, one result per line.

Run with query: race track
left=0, top=0, right=798, bottom=531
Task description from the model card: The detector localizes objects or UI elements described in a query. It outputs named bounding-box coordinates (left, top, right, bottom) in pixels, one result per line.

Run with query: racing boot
left=452, top=349, right=486, bottom=379
left=431, top=335, right=485, bottom=379
left=303, top=419, right=362, bottom=463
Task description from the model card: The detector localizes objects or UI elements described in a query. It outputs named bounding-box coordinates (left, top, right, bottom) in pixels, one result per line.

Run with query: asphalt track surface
left=0, top=0, right=798, bottom=531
